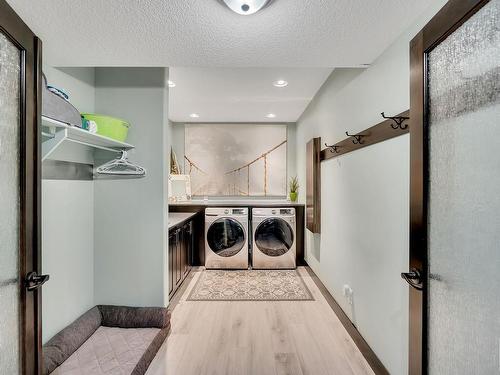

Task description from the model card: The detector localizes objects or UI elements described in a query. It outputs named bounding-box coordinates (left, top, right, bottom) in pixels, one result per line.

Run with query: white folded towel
left=87, top=120, right=98, bottom=134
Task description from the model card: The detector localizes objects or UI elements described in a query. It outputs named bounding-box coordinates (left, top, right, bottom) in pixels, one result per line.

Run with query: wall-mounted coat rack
left=306, top=110, right=409, bottom=234
left=325, top=143, right=340, bottom=153
left=345, top=131, right=368, bottom=145
left=381, top=112, right=409, bottom=130
left=320, top=110, right=409, bottom=162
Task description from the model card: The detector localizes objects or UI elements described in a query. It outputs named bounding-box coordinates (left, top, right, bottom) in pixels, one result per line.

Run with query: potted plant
left=289, top=176, right=299, bottom=202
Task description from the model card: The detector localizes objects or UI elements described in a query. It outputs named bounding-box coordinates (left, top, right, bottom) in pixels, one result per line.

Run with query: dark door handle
left=26, top=271, right=50, bottom=291
left=401, top=268, right=423, bottom=290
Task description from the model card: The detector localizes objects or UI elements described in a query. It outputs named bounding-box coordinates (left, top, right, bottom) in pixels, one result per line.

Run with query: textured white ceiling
left=7, top=0, right=434, bottom=67
left=168, top=67, right=333, bottom=123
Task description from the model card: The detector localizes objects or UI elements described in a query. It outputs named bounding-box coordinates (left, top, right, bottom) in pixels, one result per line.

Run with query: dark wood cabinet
left=168, top=218, right=194, bottom=299
left=182, top=221, right=193, bottom=277
left=175, top=229, right=182, bottom=287
left=168, top=230, right=175, bottom=296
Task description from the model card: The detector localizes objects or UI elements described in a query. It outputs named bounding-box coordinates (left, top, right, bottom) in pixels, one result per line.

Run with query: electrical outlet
left=343, top=284, right=353, bottom=305
left=343, top=284, right=349, bottom=296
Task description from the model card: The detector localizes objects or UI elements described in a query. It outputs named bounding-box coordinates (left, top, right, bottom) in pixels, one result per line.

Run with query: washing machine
left=205, top=207, right=249, bottom=269
left=252, top=208, right=296, bottom=269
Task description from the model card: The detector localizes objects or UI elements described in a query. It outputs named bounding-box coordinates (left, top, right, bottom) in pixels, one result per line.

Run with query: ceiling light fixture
left=189, top=113, right=200, bottom=118
left=167, top=80, right=176, bottom=88
left=273, top=79, right=288, bottom=88
left=220, top=0, right=273, bottom=15
left=266, top=113, right=276, bottom=119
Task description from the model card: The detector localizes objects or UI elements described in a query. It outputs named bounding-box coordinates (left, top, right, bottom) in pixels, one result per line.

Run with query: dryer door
left=255, top=218, right=294, bottom=257
left=207, top=218, right=246, bottom=257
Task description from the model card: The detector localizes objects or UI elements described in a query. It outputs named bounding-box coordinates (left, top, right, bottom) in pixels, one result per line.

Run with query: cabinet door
left=183, top=221, right=193, bottom=276
left=175, top=229, right=182, bottom=286
left=168, top=232, right=175, bottom=295
left=180, top=227, right=187, bottom=279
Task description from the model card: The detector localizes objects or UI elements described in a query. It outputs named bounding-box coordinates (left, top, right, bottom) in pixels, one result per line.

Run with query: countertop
left=170, top=199, right=304, bottom=207
left=168, top=212, right=197, bottom=230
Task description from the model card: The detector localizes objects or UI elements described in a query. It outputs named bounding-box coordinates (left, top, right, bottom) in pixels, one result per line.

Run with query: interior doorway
left=0, top=1, right=44, bottom=373
left=407, top=0, right=500, bottom=373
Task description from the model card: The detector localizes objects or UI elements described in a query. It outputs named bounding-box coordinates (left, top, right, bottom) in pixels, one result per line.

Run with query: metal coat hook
left=381, top=112, right=409, bottom=130
left=325, top=143, right=340, bottom=153
left=345, top=131, right=367, bottom=145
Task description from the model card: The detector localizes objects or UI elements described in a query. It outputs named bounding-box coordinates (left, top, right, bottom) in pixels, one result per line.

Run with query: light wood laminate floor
left=146, top=267, right=374, bottom=375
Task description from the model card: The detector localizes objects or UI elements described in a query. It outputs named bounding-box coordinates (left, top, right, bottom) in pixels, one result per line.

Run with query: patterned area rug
left=187, top=269, right=314, bottom=301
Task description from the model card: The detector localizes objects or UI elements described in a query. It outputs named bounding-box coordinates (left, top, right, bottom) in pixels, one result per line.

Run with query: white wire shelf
left=41, top=116, right=134, bottom=162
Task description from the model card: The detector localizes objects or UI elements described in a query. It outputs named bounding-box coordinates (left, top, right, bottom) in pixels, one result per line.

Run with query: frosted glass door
left=0, top=30, right=21, bottom=374
left=427, top=0, right=500, bottom=373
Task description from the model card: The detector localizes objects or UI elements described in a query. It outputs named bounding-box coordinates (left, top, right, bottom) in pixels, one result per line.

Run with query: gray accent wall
left=294, top=2, right=447, bottom=374
left=42, top=67, right=170, bottom=343
left=93, top=68, right=169, bottom=307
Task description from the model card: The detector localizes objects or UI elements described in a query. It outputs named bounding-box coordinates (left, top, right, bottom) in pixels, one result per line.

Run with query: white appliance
left=205, top=207, right=249, bottom=269
left=252, top=208, right=296, bottom=269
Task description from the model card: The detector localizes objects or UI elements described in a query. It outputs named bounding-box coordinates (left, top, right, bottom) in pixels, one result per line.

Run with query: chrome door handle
left=401, top=268, right=423, bottom=290
left=25, top=271, right=50, bottom=291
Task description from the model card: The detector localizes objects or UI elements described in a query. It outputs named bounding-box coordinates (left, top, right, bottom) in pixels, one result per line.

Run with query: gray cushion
left=42, top=73, right=82, bottom=127
left=50, top=326, right=161, bottom=374
left=43, top=307, right=102, bottom=374
left=98, top=305, right=170, bottom=329
left=132, top=326, right=170, bottom=375
left=43, top=305, right=171, bottom=375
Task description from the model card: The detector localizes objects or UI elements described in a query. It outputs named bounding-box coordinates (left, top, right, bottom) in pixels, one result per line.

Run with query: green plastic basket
left=81, top=113, right=130, bottom=142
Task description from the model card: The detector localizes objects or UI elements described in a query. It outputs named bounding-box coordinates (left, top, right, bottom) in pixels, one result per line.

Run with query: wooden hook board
left=321, top=110, right=409, bottom=162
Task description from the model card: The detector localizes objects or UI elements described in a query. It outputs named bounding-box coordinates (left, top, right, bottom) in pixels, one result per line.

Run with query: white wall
left=93, top=68, right=169, bottom=307
left=41, top=67, right=96, bottom=343
left=287, top=122, right=297, bottom=181
left=295, top=2, right=447, bottom=374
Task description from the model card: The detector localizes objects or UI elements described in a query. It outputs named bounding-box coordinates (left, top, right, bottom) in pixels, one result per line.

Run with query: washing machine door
left=254, top=218, right=294, bottom=256
left=207, top=218, right=246, bottom=257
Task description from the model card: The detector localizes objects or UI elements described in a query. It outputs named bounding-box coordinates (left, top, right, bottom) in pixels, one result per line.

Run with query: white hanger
left=95, top=150, right=146, bottom=177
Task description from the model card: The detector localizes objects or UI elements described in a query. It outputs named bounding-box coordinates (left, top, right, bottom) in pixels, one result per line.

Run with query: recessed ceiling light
left=220, top=0, right=273, bottom=15
left=266, top=113, right=276, bottom=119
left=189, top=113, right=200, bottom=118
left=167, top=80, right=176, bottom=88
left=273, top=80, right=288, bottom=88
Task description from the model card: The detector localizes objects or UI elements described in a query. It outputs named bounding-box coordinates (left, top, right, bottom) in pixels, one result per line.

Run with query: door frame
left=408, top=0, right=491, bottom=373
left=0, top=1, right=42, bottom=373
